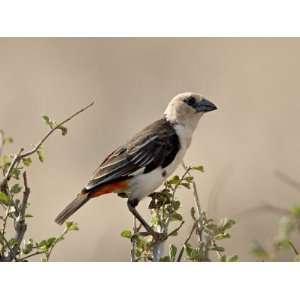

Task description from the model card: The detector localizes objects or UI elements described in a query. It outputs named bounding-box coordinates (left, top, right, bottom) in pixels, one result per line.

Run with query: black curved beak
left=196, top=98, right=217, bottom=113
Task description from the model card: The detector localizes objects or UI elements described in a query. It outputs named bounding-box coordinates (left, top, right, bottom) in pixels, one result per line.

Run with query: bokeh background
left=1, top=38, right=300, bottom=261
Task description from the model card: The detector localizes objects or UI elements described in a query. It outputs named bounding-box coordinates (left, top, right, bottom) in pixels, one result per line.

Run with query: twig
left=9, top=172, right=30, bottom=260
left=1, top=148, right=24, bottom=190
left=274, top=170, right=300, bottom=193
left=19, top=251, right=44, bottom=261
left=0, top=130, right=4, bottom=156
left=288, top=240, right=299, bottom=256
left=212, top=240, right=222, bottom=259
left=171, top=167, right=191, bottom=202
left=0, top=101, right=94, bottom=187
left=177, top=221, right=198, bottom=262
left=21, top=101, right=94, bottom=159
left=131, top=217, right=137, bottom=262
left=167, top=221, right=185, bottom=238
left=0, top=232, right=15, bottom=261
left=1, top=203, right=11, bottom=236
left=182, top=162, right=203, bottom=242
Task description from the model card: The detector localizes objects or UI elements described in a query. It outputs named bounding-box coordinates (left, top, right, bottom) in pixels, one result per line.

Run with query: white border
left=0, top=263, right=299, bottom=300
left=0, top=0, right=299, bottom=36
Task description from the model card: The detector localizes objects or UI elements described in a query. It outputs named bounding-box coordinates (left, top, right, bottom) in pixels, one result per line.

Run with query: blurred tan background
left=1, top=38, right=300, bottom=261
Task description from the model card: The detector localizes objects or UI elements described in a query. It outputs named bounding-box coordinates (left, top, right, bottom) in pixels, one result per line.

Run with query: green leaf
left=25, top=214, right=33, bottom=218
left=228, top=255, right=239, bottom=262
left=168, top=175, right=180, bottom=185
left=184, top=176, right=194, bottom=182
left=0, top=155, right=11, bottom=168
left=250, top=242, right=270, bottom=261
left=37, top=237, right=57, bottom=251
left=220, top=255, right=227, bottom=262
left=294, top=255, right=300, bottom=262
left=181, top=182, right=190, bottom=189
left=37, top=146, right=45, bottom=162
left=185, top=243, right=194, bottom=258
left=9, top=238, right=18, bottom=247
left=190, top=207, right=196, bottom=220
left=42, top=115, right=56, bottom=129
left=169, top=244, right=177, bottom=261
left=120, top=229, right=132, bottom=239
left=22, top=157, right=32, bottom=167
left=58, top=125, right=68, bottom=136
left=0, top=191, right=10, bottom=205
left=11, top=167, right=21, bottom=179
left=42, top=115, right=51, bottom=126
left=215, top=233, right=231, bottom=240
left=22, top=239, right=34, bottom=255
left=170, top=212, right=183, bottom=222
left=10, top=184, right=22, bottom=194
left=65, top=221, right=79, bottom=231
left=4, top=136, right=14, bottom=144
left=290, top=205, right=300, bottom=217
left=219, top=218, right=236, bottom=230
left=150, top=213, right=159, bottom=226
left=172, top=201, right=181, bottom=211
left=211, top=245, right=225, bottom=252
left=191, top=165, right=204, bottom=172
left=159, top=256, right=171, bottom=262
left=274, top=239, right=291, bottom=249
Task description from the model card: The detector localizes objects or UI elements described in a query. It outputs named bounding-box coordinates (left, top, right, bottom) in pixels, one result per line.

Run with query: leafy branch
left=121, top=164, right=238, bottom=262
left=0, top=102, right=94, bottom=261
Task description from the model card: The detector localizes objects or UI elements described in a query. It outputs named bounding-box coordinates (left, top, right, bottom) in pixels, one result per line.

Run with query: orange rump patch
left=89, top=180, right=129, bottom=198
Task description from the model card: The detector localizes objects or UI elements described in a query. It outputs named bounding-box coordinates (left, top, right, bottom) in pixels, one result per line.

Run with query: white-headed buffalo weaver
left=55, top=92, right=217, bottom=238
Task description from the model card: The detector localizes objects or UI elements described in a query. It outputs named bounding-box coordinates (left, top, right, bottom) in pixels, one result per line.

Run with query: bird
left=55, top=92, right=217, bottom=239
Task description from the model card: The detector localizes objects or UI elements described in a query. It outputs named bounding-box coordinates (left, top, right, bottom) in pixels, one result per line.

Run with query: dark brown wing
left=84, top=118, right=180, bottom=191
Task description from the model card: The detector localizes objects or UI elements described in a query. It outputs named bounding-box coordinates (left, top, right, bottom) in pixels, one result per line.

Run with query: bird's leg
left=131, top=217, right=137, bottom=262
left=127, top=200, right=166, bottom=241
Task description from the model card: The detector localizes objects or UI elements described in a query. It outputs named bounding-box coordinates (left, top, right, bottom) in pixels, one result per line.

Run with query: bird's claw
left=152, top=231, right=167, bottom=241
left=131, top=231, right=167, bottom=241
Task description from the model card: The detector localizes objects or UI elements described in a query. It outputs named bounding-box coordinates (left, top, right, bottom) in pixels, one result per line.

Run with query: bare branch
left=274, top=170, right=300, bottom=193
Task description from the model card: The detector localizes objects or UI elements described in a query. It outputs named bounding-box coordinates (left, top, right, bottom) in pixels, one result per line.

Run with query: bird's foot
left=131, top=231, right=167, bottom=241
left=152, top=231, right=167, bottom=241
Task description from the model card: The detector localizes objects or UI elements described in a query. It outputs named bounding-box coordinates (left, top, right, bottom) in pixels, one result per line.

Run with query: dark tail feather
left=55, top=192, right=90, bottom=225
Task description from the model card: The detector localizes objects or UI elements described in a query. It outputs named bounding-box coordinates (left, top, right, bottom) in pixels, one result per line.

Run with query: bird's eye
left=184, top=96, right=196, bottom=107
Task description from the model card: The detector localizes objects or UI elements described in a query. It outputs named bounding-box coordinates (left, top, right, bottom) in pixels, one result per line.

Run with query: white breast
left=127, top=124, right=192, bottom=201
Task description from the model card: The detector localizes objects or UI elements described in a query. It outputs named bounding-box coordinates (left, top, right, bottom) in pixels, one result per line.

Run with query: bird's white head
left=164, top=92, right=217, bottom=131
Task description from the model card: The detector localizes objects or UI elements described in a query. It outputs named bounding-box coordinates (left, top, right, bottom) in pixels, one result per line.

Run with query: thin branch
left=9, top=172, right=30, bottom=260
left=1, top=203, right=11, bottom=236
left=274, top=170, right=300, bottom=193
left=131, top=217, right=137, bottom=262
left=177, top=221, right=198, bottom=262
left=21, top=101, right=94, bottom=159
left=288, top=240, right=299, bottom=256
left=212, top=240, right=222, bottom=259
left=0, top=130, right=4, bottom=156
left=0, top=232, right=16, bottom=261
left=182, top=162, right=203, bottom=242
left=20, top=251, right=44, bottom=261
left=0, top=101, right=94, bottom=188
left=1, top=148, right=24, bottom=189
left=167, top=221, right=185, bottom=238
